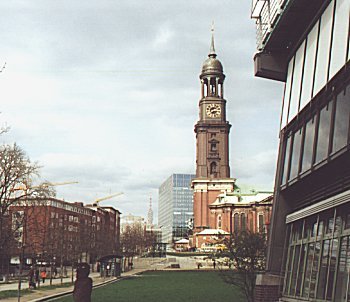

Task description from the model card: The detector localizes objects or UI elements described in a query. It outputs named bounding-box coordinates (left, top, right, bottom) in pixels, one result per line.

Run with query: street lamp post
left=17, top=243, right=25, bottom=302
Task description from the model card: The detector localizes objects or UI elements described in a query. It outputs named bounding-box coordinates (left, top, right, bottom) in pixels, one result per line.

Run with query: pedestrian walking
left=53, top=266, right=58, bottom=277
left=40, top=269, right=47, bottom=283
left=28, top=267, right=36, bottom=289
left=35, top=268, right=40, bottom=286
left=73, top=263, right=93, bottom=302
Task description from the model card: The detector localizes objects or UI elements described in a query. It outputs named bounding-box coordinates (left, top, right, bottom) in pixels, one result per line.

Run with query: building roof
left=210, top=184, right=273, bottom=208
left=201, top=26, right=223, bottom=75
left=175, top=238, right=190, bottom=244
left=197, top=229, right=230, bottom=235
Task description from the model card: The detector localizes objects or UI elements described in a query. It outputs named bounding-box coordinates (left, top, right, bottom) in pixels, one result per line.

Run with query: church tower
left=192, top=29, right=235, bottom=236
left=195, top=29, right=231, bottom=178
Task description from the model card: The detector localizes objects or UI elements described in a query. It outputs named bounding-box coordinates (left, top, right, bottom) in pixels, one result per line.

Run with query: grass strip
left=56, top=271, right=244, bottom=302
left=0, top=282, right=72, bottom=300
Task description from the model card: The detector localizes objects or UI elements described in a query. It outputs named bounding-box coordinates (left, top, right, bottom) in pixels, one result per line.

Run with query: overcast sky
left=0, top=1, right=284, bottom=220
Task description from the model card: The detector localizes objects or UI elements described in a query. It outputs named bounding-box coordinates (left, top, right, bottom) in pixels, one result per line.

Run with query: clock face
left=206, top=104, right=221, bottom=118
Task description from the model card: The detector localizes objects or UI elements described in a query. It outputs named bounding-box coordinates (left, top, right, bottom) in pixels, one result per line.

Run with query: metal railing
left=251, top=0, right=288, bottom=50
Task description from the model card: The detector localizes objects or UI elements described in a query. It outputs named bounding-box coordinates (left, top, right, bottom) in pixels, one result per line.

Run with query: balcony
left=252, top=0, right=327, bottom=52
left=251, top=0, right=286, bottom=51
left=251, top=0, right=328, bottom=81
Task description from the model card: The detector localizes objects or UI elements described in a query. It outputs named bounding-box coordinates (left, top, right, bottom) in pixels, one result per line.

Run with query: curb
left=31, top=278, right=118, bottom=302
left=30, top=276, right=132, bottom=301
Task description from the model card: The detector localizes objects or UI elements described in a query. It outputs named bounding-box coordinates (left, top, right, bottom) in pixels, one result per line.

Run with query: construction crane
left=13, top=181, right=78, bottom=191
left=92, top=192, right=123, bottom=206
left=41, top=181, right=79, bottom=188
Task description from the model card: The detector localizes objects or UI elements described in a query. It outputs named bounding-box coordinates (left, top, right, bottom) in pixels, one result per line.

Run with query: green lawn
left=56, top=271, right=244, bottom=302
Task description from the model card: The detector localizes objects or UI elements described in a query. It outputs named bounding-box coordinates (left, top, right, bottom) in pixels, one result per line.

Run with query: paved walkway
left=0, top=256, right=220, bottom=301
left=1, top=269, right=146, bottom=302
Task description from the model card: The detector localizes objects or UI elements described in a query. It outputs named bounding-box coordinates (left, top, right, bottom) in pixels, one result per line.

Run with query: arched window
left=234, top=213, right=240, bottom=233
left=241, top=213, right=246, bottom=232
left=217, top=215, right=222, bottom=229
left=210, top=162, right=217, bottom=175
left=258, top=214, right=265, bottom=232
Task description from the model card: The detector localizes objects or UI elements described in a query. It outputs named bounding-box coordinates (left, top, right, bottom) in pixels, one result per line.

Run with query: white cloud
left=153, top=25, right=174, bottom=49
left=0, top=1, right=284, bottom=220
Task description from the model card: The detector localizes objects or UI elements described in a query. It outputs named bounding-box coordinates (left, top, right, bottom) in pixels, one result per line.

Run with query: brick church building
left=191, top=30, right=273, bottom=249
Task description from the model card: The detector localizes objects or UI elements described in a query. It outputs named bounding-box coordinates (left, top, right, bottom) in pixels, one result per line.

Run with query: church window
left=234, top=213, right=240, bottom=233
left=210, top=162, right=217, bottom=175
left=217, top=215, right=222, bottom=229
left=241, top=213, right=246, bottom=231
left=211, top=143, right=217, bottom=151
left=258, top=214, right=265, bottom=232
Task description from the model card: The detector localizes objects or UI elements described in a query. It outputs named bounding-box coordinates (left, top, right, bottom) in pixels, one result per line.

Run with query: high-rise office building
left=251, top=0, right=350, bottom=301
left=158, top=174, right=195, bottom=244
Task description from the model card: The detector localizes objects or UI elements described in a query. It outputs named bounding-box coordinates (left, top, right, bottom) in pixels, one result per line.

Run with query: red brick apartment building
left=8, top=198, right=120, bottom=268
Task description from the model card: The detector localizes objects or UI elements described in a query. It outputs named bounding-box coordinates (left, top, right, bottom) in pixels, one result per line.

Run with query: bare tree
left=220, top=231, right=267, bottom=302
left=120, top=223, right=145, bottom=270
left=0, top=143, right=54, bottom=277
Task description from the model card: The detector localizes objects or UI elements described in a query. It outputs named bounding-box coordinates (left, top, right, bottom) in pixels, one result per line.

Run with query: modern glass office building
left=251, top=0, right=350, bottom=301
left=158, top=174, right=195, bottom=244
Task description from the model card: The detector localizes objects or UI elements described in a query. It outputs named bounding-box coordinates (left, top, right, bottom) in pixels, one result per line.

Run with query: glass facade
left=158, top=174, right=195, bottom=244
left=252, top=0, right=350, bottom=301
left=281, top=82, right=350, bottom=187
left=280, top=0, right=349, bottom=129
left=283, top=204, right=350, bottom=301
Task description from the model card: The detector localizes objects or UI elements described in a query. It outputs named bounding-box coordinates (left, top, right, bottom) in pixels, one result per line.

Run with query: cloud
left=153, top=26, right=174, bottom=49
left=0, top=0, right=284, bottom=220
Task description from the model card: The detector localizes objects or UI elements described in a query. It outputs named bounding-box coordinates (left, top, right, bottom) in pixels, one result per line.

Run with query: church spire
left=147, top=195, right=153, bottom=226
left=209, top=21, right=216, bottom=58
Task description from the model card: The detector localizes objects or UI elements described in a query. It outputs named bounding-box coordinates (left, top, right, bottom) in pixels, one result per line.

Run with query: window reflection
left=290, top=245, right=301, bottom=295
left=296, top=244, right=307, bottom=295
left=334, top=236, right=350, bottom=301
left=290, top=128, right=302, bottom=180
left=332, top=87, right=350, bottom=153
left=281, top=135, right=292, bottom=185
left=315, top=100, right=333, bottom=164
left=317, top=239, right=330, bottom=299
left=301, top=118, right=315, bottom=172
left=280, top=82, right=350, bottom=190
left=284, top=208, right=350, bottom=300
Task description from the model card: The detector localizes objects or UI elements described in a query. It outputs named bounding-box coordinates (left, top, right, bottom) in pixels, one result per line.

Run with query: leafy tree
left=220, top=231, right=267, bottom=302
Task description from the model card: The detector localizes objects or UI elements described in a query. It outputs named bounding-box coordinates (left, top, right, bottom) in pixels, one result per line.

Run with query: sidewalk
left=1, top=269, right=146, bottom=302
left=0, top=257, right=182, bottom=301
